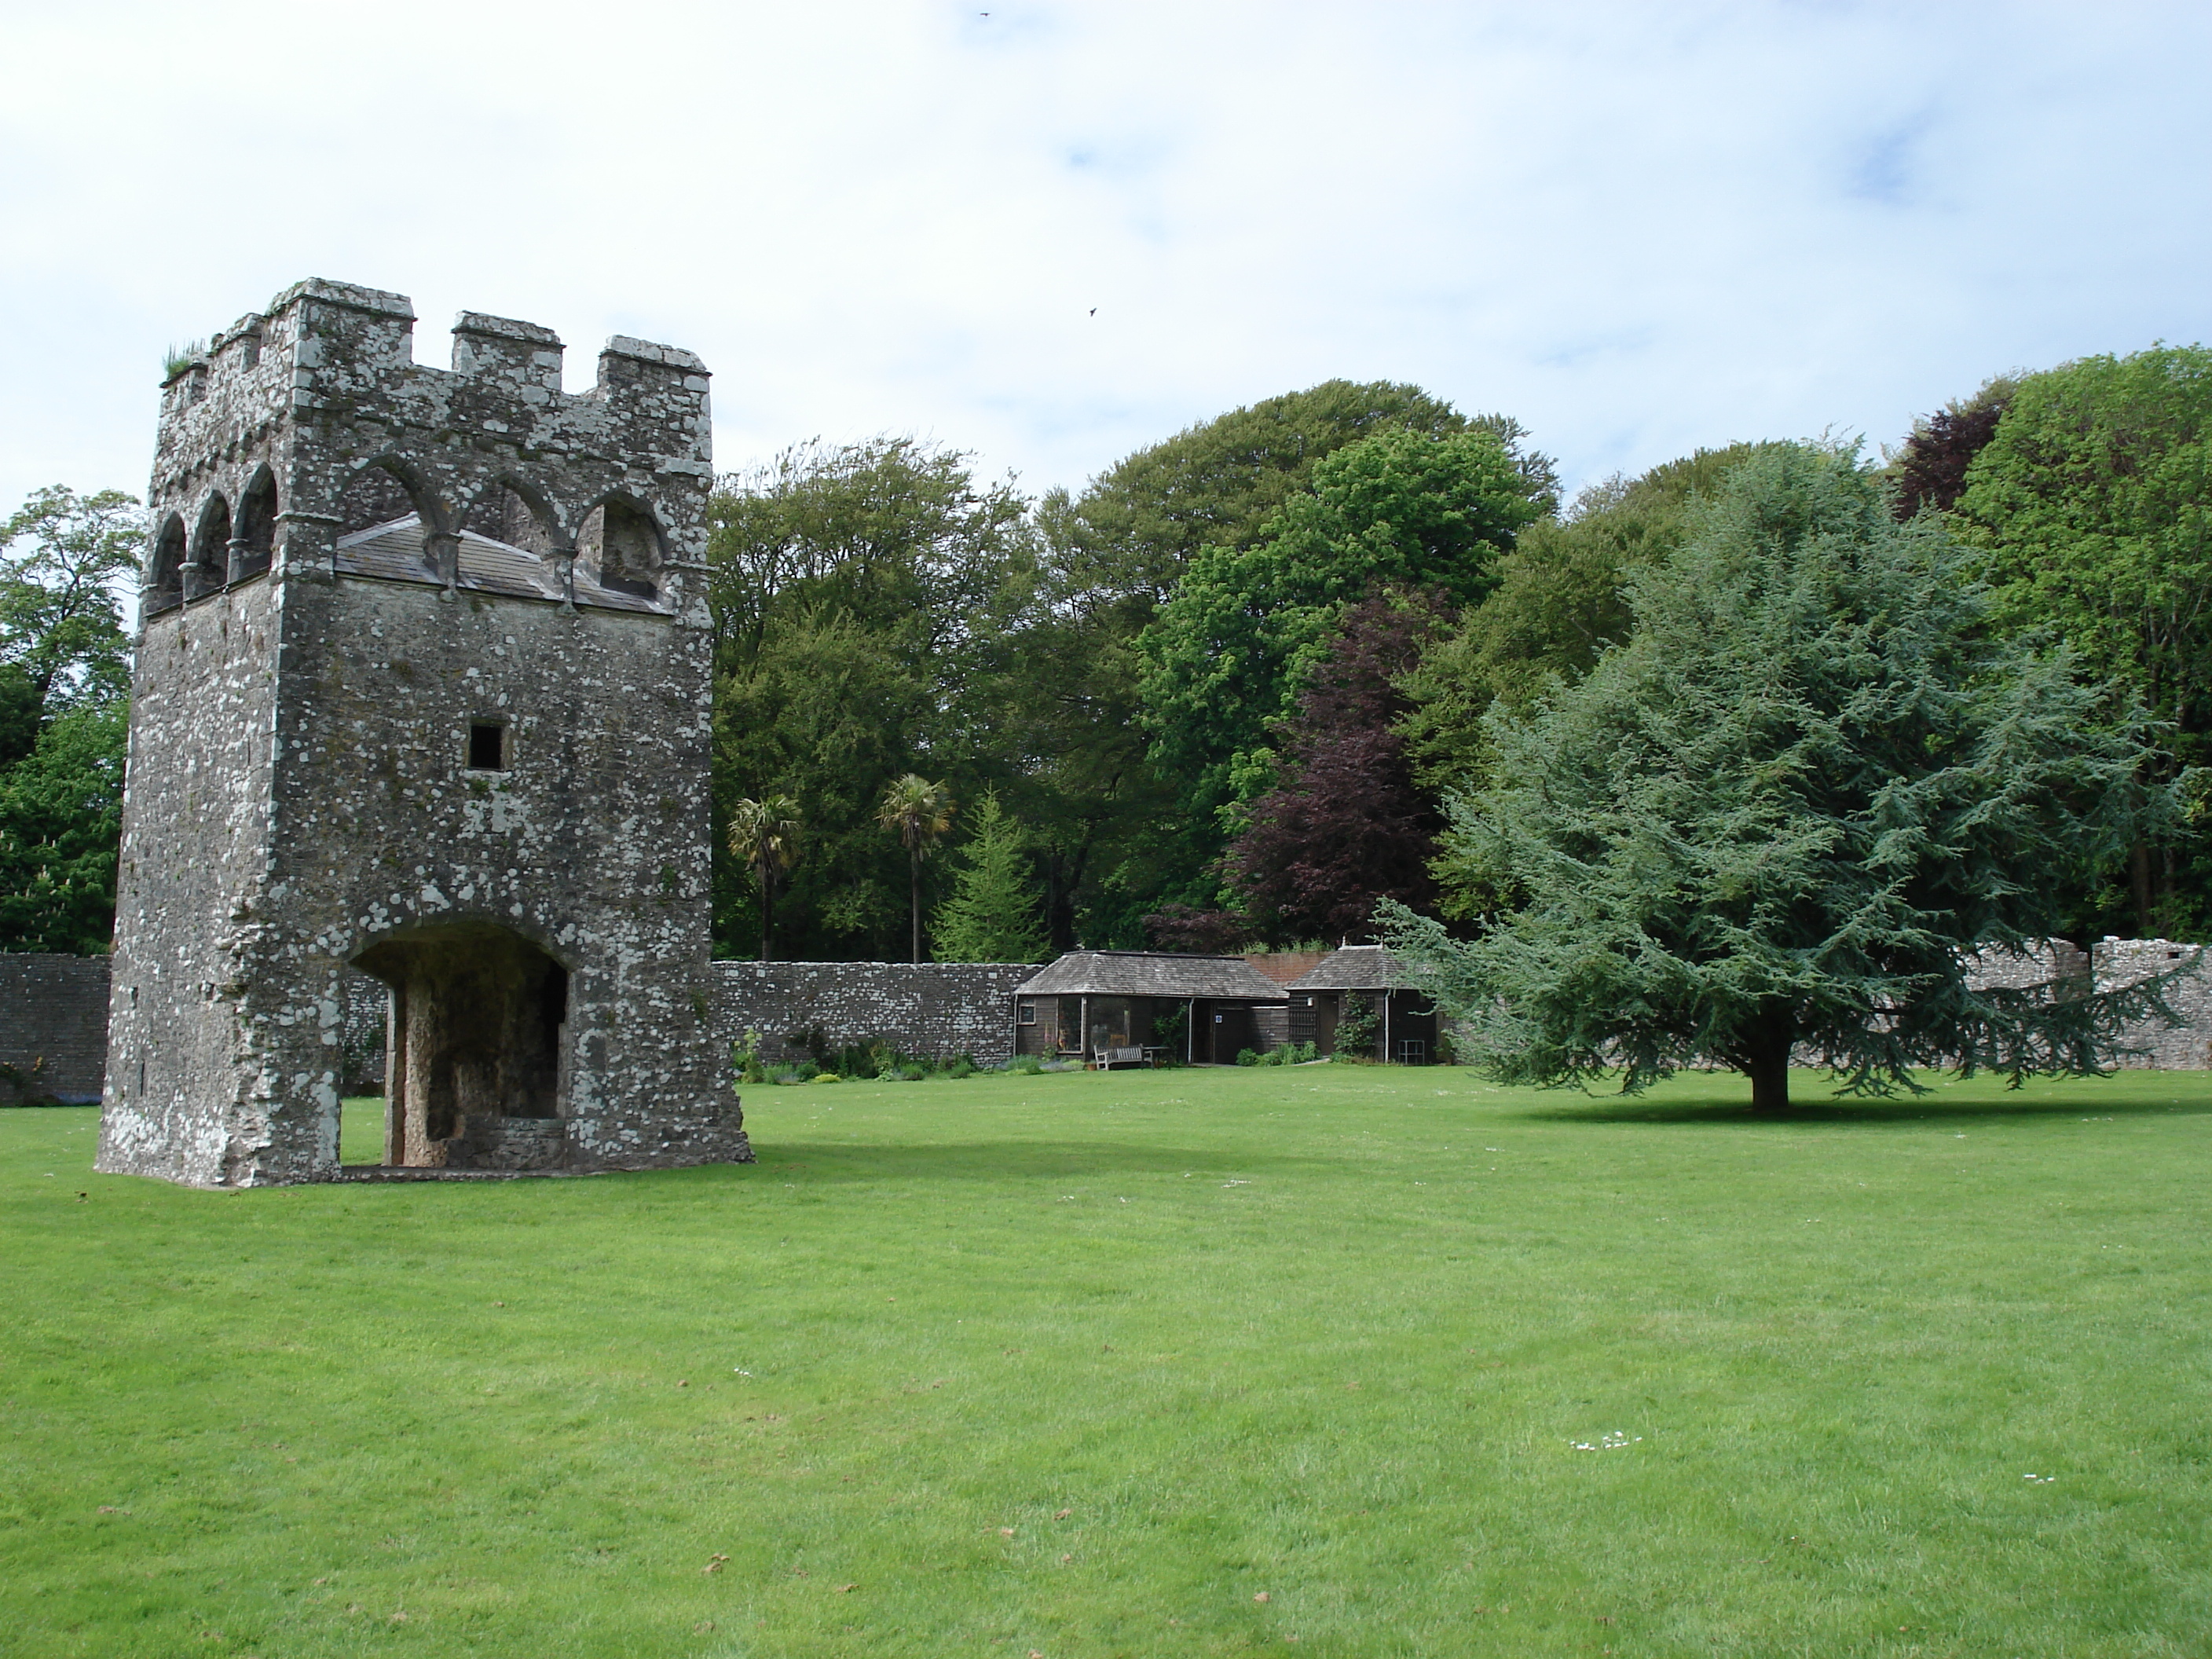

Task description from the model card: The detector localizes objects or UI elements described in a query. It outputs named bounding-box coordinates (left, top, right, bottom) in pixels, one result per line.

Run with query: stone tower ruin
left=97, top=279, right=750, bottom=1186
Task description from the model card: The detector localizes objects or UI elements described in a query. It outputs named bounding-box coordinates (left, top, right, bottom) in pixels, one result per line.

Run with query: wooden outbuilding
left=1013, top=951, right=1291, bottom=1066
left=1285, top=944, right=1440, bottom=1064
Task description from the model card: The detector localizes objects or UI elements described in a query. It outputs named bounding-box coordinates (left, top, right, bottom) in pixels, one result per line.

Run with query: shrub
left=1334, top=996, right=1381, bottom=1060
left=1236, top=1048, right=1262, bottom=1067
left=732, top=1029, right=770, bottom=1086
left=812, top=1072, right=843, bottom=1085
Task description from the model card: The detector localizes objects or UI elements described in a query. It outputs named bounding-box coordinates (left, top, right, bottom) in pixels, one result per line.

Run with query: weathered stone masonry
left=95, top=279, right=748, bottom=1185
left=712, top=961, right=1034, bottom=1069
left=27, top=934, right=2211, bottom=1120
left=340, top=961, right=1032, bottom=1086
left=0, top=954, right=111, bottom=1104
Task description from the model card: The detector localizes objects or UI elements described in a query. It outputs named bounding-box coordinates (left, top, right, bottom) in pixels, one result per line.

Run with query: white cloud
left=2, top=0, right=2207, bottom=515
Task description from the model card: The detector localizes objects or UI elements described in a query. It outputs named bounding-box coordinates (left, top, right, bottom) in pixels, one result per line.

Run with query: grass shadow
left=1514, top=1082, right=2212, bottom=1128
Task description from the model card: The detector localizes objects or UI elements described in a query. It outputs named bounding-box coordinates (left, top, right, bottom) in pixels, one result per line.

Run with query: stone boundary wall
left=2093, top=938, right=2212, bottom=1068
left=0, top=953, right=112, bottom=1104
left=14, top=942, right=2207, bottom=1102
left=1964, top=938, right=2092, bottom=992
left=339, top=968, right=387, bottom=1093
left=711, top=961, right=1037, bottom=1069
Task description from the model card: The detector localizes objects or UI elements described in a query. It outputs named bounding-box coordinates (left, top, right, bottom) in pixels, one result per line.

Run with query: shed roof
left=1284, top=944, right=1413, bottom=992
left=1016, top=950, right=1288, bottom=1000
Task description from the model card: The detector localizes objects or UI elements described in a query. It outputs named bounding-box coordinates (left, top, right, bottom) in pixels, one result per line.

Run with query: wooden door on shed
left=1207, top=1003, right=1258, bottom=1064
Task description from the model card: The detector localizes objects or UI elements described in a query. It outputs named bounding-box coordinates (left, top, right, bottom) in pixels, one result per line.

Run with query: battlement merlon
left=156, top=280, right=709, bottom=455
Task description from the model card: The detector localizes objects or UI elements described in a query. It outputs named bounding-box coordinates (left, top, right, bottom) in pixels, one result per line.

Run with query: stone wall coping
left=269, top=277, right=416, bottom=321
left=713, top=960, right=1042, bottom=971
left=453, top=312, right=562, bottom=346
left=602, top=335, right=709, bottom=374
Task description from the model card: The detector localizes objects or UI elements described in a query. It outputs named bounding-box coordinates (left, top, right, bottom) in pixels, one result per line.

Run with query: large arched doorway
left=352, top=922, right=569, bottom=1169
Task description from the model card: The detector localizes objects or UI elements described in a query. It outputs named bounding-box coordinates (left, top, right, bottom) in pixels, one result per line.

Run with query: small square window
left=468, top=722, right=506, bottom=771
left=1017, top=1000, right=1037, bottom=1026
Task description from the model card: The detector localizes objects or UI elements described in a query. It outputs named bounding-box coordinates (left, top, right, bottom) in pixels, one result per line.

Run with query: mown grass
left=3, top=1065, right=2210, bottom=1657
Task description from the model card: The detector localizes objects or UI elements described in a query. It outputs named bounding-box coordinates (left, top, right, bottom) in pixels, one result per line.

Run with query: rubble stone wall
left=0, top=954, right=112, bottom=1104
left=712, top=961, right=1035, bottom=1069
left=2093, top=938, right=2212, bottom=1068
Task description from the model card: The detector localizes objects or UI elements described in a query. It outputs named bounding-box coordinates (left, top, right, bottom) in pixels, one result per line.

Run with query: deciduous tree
left=1951, top=346, right=2212, bottom=935
left=706, top=440, right=1029, bottom=959
left=0, top=486, right=140, bottom=952
left=1221, top=592, right=1445, bottom=942
left=1137, top=427, right=1540, bottom=858
left=1889, top=375, right=2017, bottom=519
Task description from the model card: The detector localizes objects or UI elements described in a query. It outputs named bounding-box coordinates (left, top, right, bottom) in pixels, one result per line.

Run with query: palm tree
left=877, top=774, right=955, bottom=963
left=729, top=794, right=804, bottom=961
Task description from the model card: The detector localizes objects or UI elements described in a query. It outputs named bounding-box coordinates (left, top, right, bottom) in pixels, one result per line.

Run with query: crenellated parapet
left=142, top=278, right=713, bottom=624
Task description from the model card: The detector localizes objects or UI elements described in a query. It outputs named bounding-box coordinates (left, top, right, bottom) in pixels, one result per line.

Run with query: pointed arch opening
left=236, top=467, right=278, bottom=580
left=463, top=477, right=558, bottom=555
left=188, top=495, right=231, bottom=599
left=148, top=514, right=187, bottom=613
left=577, top=495, right=665, bottom=599
left=336, top=457, right=443, bottom=539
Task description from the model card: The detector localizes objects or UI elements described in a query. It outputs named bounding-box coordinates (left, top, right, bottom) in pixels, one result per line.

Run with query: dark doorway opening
left=353, top=922, right=568, bottom=1168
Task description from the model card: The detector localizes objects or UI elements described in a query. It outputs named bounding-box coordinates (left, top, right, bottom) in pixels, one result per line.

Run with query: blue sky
left=2, top=0, right=2207, bottom=515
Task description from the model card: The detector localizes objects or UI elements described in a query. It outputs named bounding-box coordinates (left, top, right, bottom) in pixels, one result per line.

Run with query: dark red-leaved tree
left=1222, top=591, right=1447, bottom=942
left=1892, top=378, right=2016, bottom=519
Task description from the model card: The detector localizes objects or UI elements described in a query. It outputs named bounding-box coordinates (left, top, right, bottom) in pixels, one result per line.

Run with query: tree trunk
left=759, top=870, right=774, bottom=963
left=1740, top=1016, right=1795, bottom=1111
left=910, top=851, right=922, bottom=964
left=1746, top=1050, right=1791, bottom=1111
left=2131, top=840, right=2155, bottom=936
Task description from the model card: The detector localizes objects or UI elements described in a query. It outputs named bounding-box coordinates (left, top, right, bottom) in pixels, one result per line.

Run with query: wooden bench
left=1092, top=1045, right=1148, bottom=1070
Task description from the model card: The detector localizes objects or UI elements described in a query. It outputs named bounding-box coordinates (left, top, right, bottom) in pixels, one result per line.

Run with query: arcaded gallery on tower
left=97, top=280, right=751, bottom=1188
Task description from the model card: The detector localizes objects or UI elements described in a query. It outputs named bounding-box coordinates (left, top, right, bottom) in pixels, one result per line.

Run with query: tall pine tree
left=932, top=792, right=1048, bottom=963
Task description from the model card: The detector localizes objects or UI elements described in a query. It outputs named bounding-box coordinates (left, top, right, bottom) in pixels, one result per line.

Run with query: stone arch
left=462, top=472, right=562, bottom=556
left=576, top=491, right=666, bottom=599
left=147, top=513, right=187, bottom=611
left=351, top=920, right=571, bottom=1170
left=189, top=493, right=231, bottom=598
left=335, top=454, right=448, bottom=538
left=235, top=465, right=278, bottom=580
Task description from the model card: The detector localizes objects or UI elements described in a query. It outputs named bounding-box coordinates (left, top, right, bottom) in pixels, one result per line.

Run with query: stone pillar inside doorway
left=353, top=922, right=569, bottom=1169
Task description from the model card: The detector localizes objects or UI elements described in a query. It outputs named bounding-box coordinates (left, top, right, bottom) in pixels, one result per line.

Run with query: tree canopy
left=1137, top=425, right=1540, bottom=846
left=1951, top=345, right=2212, bottom=935
left=707, top=438, right=1029, bottom=959
left=1386, top=444, right=2174, bottom=1109
left=20, top=342, right=2212, bottom=978
left=0, top=487, right=139, bottom=952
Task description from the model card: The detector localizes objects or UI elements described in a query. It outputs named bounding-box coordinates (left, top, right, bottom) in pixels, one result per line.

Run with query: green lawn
left=4, top=1066, right=2210, bottom=1657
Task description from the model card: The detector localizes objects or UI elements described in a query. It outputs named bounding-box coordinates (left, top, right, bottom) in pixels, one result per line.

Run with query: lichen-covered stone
left=97, top=279, right=748, bottom=1186
left=712, top=961, right=1035, bottom=1068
